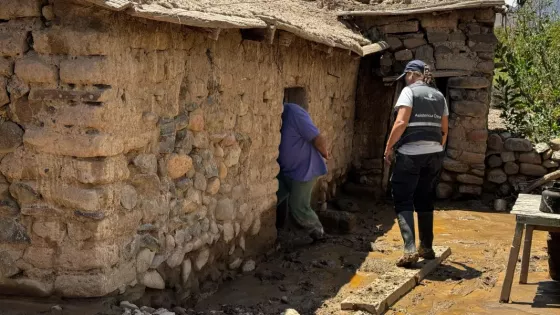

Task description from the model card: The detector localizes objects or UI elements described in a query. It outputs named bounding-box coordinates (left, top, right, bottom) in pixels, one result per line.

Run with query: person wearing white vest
left=384, top=60, right=449, bottom=267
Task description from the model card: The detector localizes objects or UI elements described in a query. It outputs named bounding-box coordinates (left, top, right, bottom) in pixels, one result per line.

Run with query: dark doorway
left=283, top=87, right=308, bottom=109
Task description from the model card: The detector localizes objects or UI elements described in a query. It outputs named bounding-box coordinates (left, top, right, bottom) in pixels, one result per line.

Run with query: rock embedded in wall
left=504, top=138, right=533, bottom=152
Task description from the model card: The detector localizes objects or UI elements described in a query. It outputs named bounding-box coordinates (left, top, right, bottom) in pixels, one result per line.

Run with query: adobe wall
left=0, top=0, right=358, bottom=298
left=351, top=8, right=497, bottom=198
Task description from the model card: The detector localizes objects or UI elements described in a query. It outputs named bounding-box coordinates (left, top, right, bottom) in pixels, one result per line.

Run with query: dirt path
left=193, top=198, right=560, bottom=315
left=1, top=197, right=559, bottom=315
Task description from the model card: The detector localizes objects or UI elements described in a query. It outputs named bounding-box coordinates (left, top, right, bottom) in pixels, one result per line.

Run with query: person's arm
left=313, top=133, right=330, bottom=160
left=292, top=107, right=330, bottom=159
left=384, top=106, right=412, bottom=165
left=441, top=115, right=449, bottom=147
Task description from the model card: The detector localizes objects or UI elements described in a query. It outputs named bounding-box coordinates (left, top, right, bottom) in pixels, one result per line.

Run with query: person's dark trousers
left=391, top=151, right=444, bottom=254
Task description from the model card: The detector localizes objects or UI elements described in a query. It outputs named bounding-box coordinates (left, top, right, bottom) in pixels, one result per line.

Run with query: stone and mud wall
left=0, top=0, right=358, bottom=299
left=483, top=134, right=560, bottom=210
left=350, top=9, right=497, bottom=198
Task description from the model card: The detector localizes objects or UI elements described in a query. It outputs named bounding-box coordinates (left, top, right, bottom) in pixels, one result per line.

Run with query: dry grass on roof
left=87, top=0, right=372, bottom=53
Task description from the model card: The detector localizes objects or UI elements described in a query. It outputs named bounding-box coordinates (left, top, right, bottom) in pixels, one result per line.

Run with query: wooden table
left=500, top=194, right=560, bottom=303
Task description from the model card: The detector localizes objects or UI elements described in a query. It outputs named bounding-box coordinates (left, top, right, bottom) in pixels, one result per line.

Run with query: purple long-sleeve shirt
left=278, top=103, right=327, bottom=182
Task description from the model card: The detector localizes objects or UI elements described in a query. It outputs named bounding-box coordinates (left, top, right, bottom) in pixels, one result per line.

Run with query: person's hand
left=384, top=147, right=394, bottom=166
left=323, top=151, right=331, bottom=160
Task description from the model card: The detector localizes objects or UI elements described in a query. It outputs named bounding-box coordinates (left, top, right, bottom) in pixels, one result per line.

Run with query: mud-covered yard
left=1, top=197, right=559, bottom=315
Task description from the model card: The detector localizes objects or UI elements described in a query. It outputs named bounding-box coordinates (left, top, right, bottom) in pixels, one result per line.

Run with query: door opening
left=283, top=87, right=308, bottom=110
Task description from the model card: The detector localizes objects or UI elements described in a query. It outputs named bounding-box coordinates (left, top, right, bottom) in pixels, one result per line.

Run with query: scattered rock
left=242, top=260, right=256, bottom=273
left=136, top=248, right=155, bottom=274
left=281, top=296, right=289, bottom=304
left=120, top=301, right=139, bottom=310
left=281, top=309, right=301, bottom=315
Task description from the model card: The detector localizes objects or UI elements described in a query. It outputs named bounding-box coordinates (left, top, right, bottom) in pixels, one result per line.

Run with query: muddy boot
left=396, top=211, right=418, bottom=267
left=417, top=211, right=435, bottom=260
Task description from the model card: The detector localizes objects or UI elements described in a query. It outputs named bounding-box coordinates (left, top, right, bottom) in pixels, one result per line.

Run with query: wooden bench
left=500, top=193, right=560, bottom=303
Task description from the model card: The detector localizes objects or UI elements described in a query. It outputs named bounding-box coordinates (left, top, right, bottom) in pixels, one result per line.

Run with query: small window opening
left=240, top=28, right=267, bottom=42
left=283, top=87, right=308, bottom=110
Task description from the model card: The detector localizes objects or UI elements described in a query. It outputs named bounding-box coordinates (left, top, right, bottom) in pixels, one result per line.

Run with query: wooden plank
left=415, top=247, right=452, bottom=282
left=336, top=0, right=505, bottom=17
left=341, top=246, right=450, bottom=314
left=517, top=216, right=560, bottom=228
left=500, top=222, right=524, bottom=303
left=360, top=41, right=390, bottom=57
left=519, top=225, right=534, bottom=284
left=383, top=70, right=471, bottom=83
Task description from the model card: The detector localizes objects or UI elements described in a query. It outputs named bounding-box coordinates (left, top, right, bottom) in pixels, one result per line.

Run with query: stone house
left=0, top=0, right=503, bottom=299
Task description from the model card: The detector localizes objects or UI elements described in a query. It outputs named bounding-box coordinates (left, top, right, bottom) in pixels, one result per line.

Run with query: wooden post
left=500, top=222, right=524, bottom=303
left=519, top=225, right=534, bottom=284
left=381, top=80, right=403, bottom=194
left=266, top=25, right=276, bottom=45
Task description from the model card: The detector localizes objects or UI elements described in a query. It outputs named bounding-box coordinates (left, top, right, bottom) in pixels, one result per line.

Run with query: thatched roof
left=82, top=0, right=505, bottom=56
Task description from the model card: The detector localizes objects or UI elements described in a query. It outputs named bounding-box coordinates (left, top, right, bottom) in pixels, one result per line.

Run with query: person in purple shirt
left=277, top=103, right=330, bottom=241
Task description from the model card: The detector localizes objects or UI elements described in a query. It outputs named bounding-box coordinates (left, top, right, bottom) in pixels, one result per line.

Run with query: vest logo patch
left=423, top=93, right=437, bottom=101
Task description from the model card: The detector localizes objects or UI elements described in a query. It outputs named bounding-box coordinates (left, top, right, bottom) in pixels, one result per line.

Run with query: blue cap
left=396, top=60, right=427, bottom=81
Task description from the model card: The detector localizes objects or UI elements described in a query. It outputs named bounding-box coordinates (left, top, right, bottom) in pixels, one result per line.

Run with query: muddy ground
left=1, top=196, right=559, bottom=315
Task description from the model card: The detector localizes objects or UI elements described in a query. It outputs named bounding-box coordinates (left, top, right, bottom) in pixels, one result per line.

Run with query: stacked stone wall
left=0, top=0, right=358, bottom=298
left=351, top=9, right=497, bottom=197
left=481, top=133, right=560, bottom=209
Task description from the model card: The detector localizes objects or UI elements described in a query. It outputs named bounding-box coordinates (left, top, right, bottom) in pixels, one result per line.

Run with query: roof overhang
left=336, top=0, right=506, bottom=17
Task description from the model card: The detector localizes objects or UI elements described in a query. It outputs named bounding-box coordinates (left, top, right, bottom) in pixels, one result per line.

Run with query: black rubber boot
left=396, top=211, right=419, bottom=267
left=417, top=211, right=435, bottom=259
